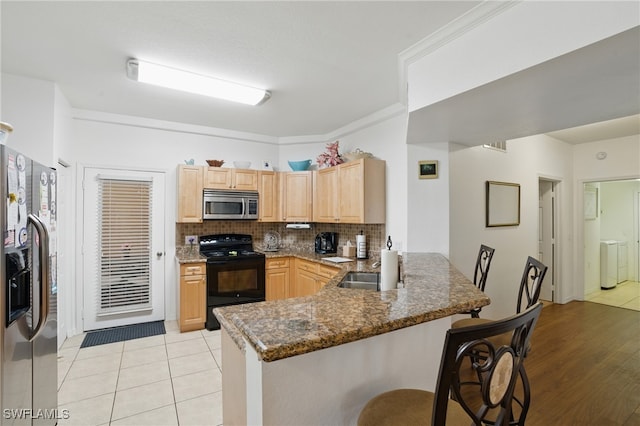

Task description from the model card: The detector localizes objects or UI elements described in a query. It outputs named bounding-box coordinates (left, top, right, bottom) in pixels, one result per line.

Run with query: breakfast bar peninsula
left=213, top=252, right=490, bottom=425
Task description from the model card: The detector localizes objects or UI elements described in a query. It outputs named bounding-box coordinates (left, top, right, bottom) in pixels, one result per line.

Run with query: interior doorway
left=538, top=178, right=558, bottom=302
left=582, top=179, right=640, bottom=311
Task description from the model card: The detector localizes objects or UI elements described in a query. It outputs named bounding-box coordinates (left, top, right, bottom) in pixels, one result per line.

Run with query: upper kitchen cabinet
left=205, top=167, right=258, bottom=191
left=281, top=171, right=313, bottom=222
left=314, top=158, right=385, bottom=224
left=258, top=170, right=279, bottom=222
left=313, top=166, right=339, bottom=222
left=177, top=165, right=203, bottom=223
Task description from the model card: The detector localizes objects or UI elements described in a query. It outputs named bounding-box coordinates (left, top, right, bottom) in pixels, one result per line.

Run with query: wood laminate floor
left=525, top=301, right=640, bottom=425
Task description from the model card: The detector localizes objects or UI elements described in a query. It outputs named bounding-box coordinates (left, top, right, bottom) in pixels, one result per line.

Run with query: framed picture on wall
left=418, top=160, right=438, bottom=179
left=584, top=187, right=598, bottom=220
left=486, top=181, right=520, bottom=227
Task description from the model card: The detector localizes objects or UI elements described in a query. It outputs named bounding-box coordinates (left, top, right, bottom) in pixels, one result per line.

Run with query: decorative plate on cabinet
left=263, top=231, right=281, bottom=252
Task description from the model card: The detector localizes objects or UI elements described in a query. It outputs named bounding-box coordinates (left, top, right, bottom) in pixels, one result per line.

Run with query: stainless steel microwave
left=203, top=190, right=259, bottom=220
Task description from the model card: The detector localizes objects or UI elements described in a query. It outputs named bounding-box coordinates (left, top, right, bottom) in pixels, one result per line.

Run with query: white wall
left=278, top=113, right=410, bottom=252
left=1, top=73, right=56, bottom=167
left=53, top=83, right=75, bottom=343
left=600, top=180, right=640, bottom=282
left=449, top=135, right=573, bottom=319
left=405, top=143, right=449, bottom=255
left=573, top=135, right=640, bottom=299
left=407, top=1, right=639, bottom=112
left=70, top=114, right=280, bottom=326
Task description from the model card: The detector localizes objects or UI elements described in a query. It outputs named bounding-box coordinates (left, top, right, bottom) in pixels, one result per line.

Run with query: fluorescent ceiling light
left=126, top=59, right=270, bottom=106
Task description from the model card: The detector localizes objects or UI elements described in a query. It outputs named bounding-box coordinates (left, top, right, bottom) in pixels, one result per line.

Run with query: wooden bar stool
left=357, top=303, right=544, bottom=426
left=465, top=244, right=495, bottom=318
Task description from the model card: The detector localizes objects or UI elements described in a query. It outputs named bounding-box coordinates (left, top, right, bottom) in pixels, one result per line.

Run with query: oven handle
left=242, top=198, right=247, bottom=218
left=206, top=258, right=265, bottom=265
left=207, top=260, right=229, bottom=265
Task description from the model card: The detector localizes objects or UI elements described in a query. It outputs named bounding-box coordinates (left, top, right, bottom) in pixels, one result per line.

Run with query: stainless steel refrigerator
left=0, top=146, right=57, bottom=425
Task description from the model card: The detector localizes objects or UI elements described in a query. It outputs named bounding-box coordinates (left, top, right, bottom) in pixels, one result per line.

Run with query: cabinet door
left=177, top=165, right=204, bottom=223
left=179, top=274, right=206, bottom=332
left=266, top=268, right=290, bottom=301
left=258, top=171, right=279, bottom=222
left=314, top=167, right=339, bottom=222
left=234, top=169, right=258, bottom=191
left=282, top=172, right=313, bottom=222
left=293, top=269, right=318, bottom=298
left=316, top=264, right=339, bottom=292
left=205, top=168, right=233, bottom=189
left=338, top=160, right=365, bottom=223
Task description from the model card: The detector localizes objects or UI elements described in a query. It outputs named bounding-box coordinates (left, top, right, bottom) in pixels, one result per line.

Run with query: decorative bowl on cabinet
left=288, top=159, right=311, bottom=171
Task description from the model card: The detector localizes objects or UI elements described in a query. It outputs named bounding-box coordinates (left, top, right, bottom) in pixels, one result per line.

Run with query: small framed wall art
left=418, top=160, right=438, bottom=179
left=486, top=180, right=520, bottom=227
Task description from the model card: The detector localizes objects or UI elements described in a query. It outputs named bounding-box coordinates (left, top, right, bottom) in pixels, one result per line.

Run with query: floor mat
left=80, top=321, right=166, bottom=348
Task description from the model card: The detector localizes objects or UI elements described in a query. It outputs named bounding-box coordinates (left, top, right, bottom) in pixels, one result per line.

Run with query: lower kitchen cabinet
left=178, top=262, right=206, bottom=332
left=292, top=258, right=340, bottom=297
left=265, top=258, right=291, bottom=301
left=317, top=263, right=341, bottom=287
left=266, top=257, right=341, bottom=300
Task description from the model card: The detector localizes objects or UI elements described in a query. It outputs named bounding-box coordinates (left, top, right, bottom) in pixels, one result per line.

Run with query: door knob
left=156, top=251, right=164, bottom=257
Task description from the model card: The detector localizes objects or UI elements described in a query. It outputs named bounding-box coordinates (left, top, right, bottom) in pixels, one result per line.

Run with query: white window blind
left=97, top=176, right=153, bottom=315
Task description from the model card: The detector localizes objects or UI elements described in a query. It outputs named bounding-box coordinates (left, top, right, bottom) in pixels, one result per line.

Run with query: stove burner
left=199, top=233, right=265, bottom=260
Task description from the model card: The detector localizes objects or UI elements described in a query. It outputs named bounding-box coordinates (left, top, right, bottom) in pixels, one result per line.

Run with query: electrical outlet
left=185, top=235, right=197, bottom=245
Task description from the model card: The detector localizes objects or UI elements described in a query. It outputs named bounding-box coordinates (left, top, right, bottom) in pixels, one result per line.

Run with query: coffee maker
left=315, top=232, right=338, bottom=254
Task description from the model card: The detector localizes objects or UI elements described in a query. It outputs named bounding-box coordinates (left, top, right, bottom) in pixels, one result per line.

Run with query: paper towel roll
left=380, top=249, right=398, bottom=291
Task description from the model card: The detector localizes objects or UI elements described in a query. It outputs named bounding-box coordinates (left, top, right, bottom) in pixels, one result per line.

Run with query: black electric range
left=199, top=234, right=265, bottom=330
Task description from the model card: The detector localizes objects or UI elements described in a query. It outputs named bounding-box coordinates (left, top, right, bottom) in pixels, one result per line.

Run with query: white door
left=538, top=180, right=555, bottom=302
left=82, top=167, right=165, bottom=331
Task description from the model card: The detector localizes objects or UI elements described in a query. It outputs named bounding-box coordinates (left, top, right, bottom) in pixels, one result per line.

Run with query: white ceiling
left=407, top=26, right=640, bottom=146
left=0, top=1, right=480, bottom=137
left=1, top=1, right=638, bottom=144
left=546, top=114, right=640, bottom=145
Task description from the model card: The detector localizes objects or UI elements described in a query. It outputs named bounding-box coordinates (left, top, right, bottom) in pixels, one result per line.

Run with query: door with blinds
left=82, top=167, right=166, bottom=331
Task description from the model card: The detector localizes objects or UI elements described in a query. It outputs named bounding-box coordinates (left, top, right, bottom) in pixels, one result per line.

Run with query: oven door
left=206, top=257, right=265, bottom=304
left=203, top=194, right=245, bottom=220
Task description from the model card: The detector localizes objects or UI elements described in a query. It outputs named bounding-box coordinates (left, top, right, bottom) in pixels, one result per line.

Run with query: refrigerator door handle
left=27, top=213, right=50, bottom=342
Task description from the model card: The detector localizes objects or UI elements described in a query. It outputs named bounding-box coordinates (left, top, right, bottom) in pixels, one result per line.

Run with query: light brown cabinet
left=313, top=159, right=385, bottom=224
left=313, top=166, right=339, bottom=222
left=258, top=171, right=279, bottom=222
left=266, top=257, right=340, bottom=299
left=265, top=257, right=290, bottom=301
left=177, top=165, right=204, bottom=223
left=178, top=263, right=206, bottom=332
left=291, top=258, right=339, bottom=297
left=281, top=171, right=313, bottom=222
left=205, top=167, right=258, bottom=191
left=317, top=263, right=341, bottom=287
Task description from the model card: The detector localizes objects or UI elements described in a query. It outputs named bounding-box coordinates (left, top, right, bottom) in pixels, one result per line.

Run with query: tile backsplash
left=176, top=222, right=385, bottom=259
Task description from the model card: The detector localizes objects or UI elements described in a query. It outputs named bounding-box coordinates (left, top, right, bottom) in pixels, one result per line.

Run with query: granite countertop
left=212, top=251, right=490, bottom=362
left=175, top=247, right=207, bottom=263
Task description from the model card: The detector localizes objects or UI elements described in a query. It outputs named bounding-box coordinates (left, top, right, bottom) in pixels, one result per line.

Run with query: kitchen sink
left=338, top=272, right=380, bottom=291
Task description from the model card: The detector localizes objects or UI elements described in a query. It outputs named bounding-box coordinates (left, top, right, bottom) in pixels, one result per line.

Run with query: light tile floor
left=585, top=280, right=640, bottom=311
left=57, top=321, right=223, bottom=426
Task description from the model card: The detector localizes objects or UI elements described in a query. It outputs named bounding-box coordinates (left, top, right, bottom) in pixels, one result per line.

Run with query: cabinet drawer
left=180, top=263, right=205, bottom=276
left=266, top=258, right=290, bottom=269
left=318, top=264, right=340, bottom=279
left=296, top=259, right=319, bottom=274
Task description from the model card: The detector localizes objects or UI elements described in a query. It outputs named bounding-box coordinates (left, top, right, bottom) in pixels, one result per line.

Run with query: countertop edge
left=213, top=252, right=490, bottom=362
